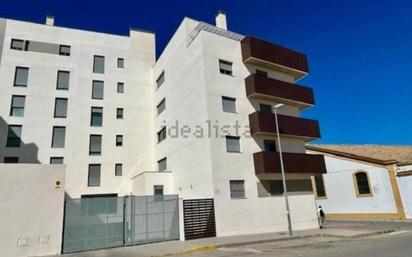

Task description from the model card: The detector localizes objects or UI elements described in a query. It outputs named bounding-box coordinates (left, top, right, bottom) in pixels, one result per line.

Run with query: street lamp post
left=273, top=103, right=293, bottom=236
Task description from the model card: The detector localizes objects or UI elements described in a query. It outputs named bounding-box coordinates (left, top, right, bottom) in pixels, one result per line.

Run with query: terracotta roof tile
left=307, top=144, right=412, bottom=165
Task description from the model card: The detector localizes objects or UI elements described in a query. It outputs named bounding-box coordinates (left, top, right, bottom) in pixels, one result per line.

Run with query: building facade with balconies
left=0, top=12, right=326, bottom=238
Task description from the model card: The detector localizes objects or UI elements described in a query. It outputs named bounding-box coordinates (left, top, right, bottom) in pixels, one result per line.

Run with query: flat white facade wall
left=313, top=154, right=397, bottom=214
left=398, top=174, right=412, bottom=219
left=0, top=164, right=65, bottom=257
left=130, top=171, right=174, bottom=195
left=153, top=18, right=318, bottom=236
left=0, top=19, right=155, bottom=198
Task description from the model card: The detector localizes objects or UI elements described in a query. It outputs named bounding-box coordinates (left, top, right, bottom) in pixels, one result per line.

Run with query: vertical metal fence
left=62, top=195, right=179, bottom=253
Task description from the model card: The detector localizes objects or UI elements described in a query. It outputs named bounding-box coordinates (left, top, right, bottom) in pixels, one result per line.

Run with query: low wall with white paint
left=130, top=171, right=175, bottom=196
left=0, top=164, right=65, bottom=257
left=215, top=194, right=318, bottom=237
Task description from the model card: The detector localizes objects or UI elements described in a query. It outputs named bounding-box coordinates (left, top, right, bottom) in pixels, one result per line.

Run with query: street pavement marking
left=218, top=247, right=263, bottom=253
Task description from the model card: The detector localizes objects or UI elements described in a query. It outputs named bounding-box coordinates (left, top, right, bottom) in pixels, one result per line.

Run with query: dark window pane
left=219, top=59, right=232, bottom=75
left=11, top=39, right=25, bottom=50
left=226, top=136, right=240, bottom=152
left=54, top=98, right=68, bottom=118
left=10, top=95, right=25, bottom=117
left=50, top=157, right=64, bottom=164
left=89, top=135, right=102, bottom=155
left=116, top=108, right=123, bottom=119
left=314, top=175, right=326, bottom=197
left=117, top=58, right=124, bottom=68
left=52, top=127, right=66, bottom=148
left=92, top=81, right=104, bottom=99
left=157, top=127, right=166, bottom=143
left=88, top=164, right=101, bottom=187
left=90, top=107, right=103, bottom=127
left=157, top=98, right=165, bottom=115
left=116, top=135, right=123, bottom=146
left=158, top=158, right=167, bottom=171
left=59, top=45, right=71, bottom=56
left=222, top=96, right=236, bottom=113
left=260, top=104, right=272, bottom=113
left=230, top=180, right=245, bottom=199
left=6, top=125, right=22, bottom=148
left=14, top=67, right=29, bottom=87
left=355, top=172, right=371, bottom=195
left=57, top=71, right=70, bottom=90
left=93, top=55, right=105, bottom=74
left=156, top=71, right=165, bottom=88
left=117, top=82, right=124, bottom=93
left=4, top=157, right=19, bottom=163
left=115, top=164, right=122, bottom=176
left=263, top=140, right=276, bottom=152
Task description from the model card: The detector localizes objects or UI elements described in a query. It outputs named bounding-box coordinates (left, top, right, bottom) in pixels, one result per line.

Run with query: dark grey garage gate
left=183, top=198, right=216, bottom=240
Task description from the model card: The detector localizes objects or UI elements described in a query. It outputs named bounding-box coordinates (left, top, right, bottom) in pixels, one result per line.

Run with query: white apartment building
left=0, top=13, right=326, bottom=239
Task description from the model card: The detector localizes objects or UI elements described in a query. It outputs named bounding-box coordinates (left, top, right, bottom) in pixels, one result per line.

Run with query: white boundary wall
left=0, top=164, right=65, bottom=257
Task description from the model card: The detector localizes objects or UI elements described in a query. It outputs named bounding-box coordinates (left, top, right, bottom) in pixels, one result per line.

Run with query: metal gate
left=183, top=198, right=216, bottom=240
left=62, top=195, right=179, bottom=253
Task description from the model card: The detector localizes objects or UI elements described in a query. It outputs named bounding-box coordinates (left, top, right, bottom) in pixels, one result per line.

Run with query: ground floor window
left=353, top=171, right=372, bottom=196
left=312, top=175, right=327, bottom=199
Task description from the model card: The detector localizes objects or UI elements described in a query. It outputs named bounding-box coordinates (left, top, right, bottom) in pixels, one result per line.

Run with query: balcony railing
left=245, top=74, right=314, bottom=109
left=241, top=36, right=308, bottom=80
left=249, top=112, right=320, bottom=140
left=253, top=151, right=326, bottom=175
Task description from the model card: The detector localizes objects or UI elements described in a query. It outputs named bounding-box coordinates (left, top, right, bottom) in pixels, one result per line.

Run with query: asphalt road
left=192, top=230, right=412, bottom=257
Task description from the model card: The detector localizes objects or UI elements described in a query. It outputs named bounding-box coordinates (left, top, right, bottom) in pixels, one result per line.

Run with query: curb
left=175, top=229, right=395, bottom=255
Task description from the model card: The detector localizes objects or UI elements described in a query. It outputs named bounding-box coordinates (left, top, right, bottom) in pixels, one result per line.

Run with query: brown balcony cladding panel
left=245, top=74, right=315, bottom=108
left=254, top=151, right=326, bottom=175
left=249, top=112, right=321, bottom=140
left=241, top=36, right=309, bottom=79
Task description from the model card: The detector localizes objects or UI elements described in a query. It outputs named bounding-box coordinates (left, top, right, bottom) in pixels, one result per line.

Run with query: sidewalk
left=55, top=225, right=395, bottom=257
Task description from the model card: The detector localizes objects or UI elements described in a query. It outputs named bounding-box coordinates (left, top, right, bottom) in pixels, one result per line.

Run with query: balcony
left=254, top=151, right=326, bottom=175
left=245, top=74, right=314, bottom=109
left=249, top=112, right=320, bottom=140
left=241, top=36, right=308, bottom=80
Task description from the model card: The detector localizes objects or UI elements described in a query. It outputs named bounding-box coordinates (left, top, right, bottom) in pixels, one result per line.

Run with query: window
left=90, top=107, right=103, bottom=127
left=54, top=98, right=68, bottom=118
left=156, top=71, right=165, bottom=88
left=89, top=135, right=102, bottom=155
left=88, top=164, right=101, bottom=187
left=158, top=157, right=167, bottom=172
left=115, top=164, right=122, bottom=176
left=14, top=67, right=29, bottom=87
left=10, top=39, right=25, bottom=50
left=57, top=71, right=70, bottom=90
left=117, top=58, right=124, bottom=68
left=313, top=175, right=326, bottom=198
left=117, top=82, right=124, bottom=93
left=256, top=69, right=268, bottom=77
left=222, top=96, right=236, bottom=113
left=51, top=126, right=66, bottom=148
left=260, top=104, right=272, bottom=113
left=219, top=59, right=233, bottom=75
left=226, top=136, right=240, bottom=153
left=230, top=180, right=245, bottom=199
left=263, top=140, right=276, bottom=152
left=4, top=157, right=19, bottom=163
left=258, top=180, right=284, bottom=197
left=59, top=45, right=71, bottom=56
left=92, top=81, right=104, bottom=99
left=354, top=171, right=372, bottom=196
left=116, top=135, right=123, bottom=147
left=157, top=98, right=165, bottom=115
left=6, top=125, right=22, bottom=148
left=10, top=95, right=25, bottom=117
left=50, top=157, right=64, bottom=164
left=153, top=185, right=164, bottom=201
left=93, top=55, right=105, bottom=74
left=157, top=127, right=166, bottom=143
left=116, top=108, right=124, bottom=119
